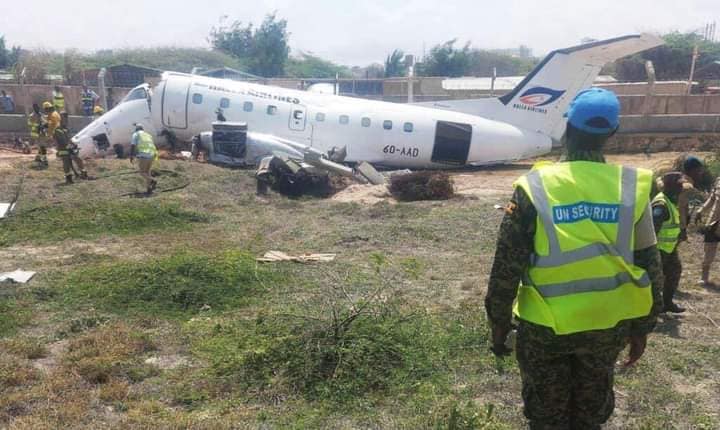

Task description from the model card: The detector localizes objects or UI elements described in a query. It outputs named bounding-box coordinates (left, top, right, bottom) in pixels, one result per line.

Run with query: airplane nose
left=73, top=134, right=98, bottom=158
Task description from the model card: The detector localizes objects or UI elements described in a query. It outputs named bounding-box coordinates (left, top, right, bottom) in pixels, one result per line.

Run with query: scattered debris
left=389, top=171, right=455, bottom=201
left=257, top=251, right=336, bottom=263
left=0, top=269, right=36, bottom=283
left=0, top=202, right=16, bottom=218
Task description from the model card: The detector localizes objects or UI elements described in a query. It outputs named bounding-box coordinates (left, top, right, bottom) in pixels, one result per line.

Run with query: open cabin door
left=161, top=75, right=191, bottom=129
left=431, top=121, right=472, bottom=165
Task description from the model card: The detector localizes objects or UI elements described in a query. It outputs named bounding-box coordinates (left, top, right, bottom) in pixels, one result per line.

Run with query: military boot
left=65, top=175, right=74, bottom=185
left=80, top=170, right=88, bottom=180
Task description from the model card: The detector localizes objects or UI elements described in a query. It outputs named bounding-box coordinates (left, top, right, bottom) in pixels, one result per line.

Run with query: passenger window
left=339, top=115, right=349, bottom=125
left=404, top=122, right=414, bottom=133
left=361, top=117, right=371, bottom=127
left=383, top=120, right=393, bottom=130
left=243, top=101, right=253, bottom=112
left=316, top=112, right=326, bottom=122
left=267, top=105, right=278, bottom=115
left=192, top=93, right=203, bottom=104
left=220, top=98, right=230, bottom=109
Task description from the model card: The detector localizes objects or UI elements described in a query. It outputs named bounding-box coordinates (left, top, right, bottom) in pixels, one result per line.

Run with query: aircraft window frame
left=243, top=101, right=253, bottom=112
left=316, top=112, right=326, bottom=122
left=339, top=115, right=350, bottom=125
left=403, top=122, right=414, bottom=133
left=123, top=87, right=147, bottom=103
left=267, top=105, right=278, bottom=115
left=361, top=117, right=371, bottom=127
left=383, top=120, right=393, bottom=130
left=220, top=98, right=230, bottom=109
left=192, top=93, right=203, bottom=104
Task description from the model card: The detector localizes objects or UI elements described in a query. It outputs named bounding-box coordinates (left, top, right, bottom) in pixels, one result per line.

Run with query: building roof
left=197, top=67, right=263, bottom=80
left=442, top=75, right=618, bottom=91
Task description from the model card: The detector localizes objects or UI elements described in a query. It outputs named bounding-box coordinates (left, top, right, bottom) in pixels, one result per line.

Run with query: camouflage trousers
left=660, top=250, right=682, bottom=305
left=516, top=321, right=627, bottom=430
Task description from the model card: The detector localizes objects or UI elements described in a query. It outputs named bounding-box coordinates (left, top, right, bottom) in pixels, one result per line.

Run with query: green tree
left=0, top=36, right=7, bottom=69
left=418, top=39, right=472, bottom=77
left=285, top=52, right=351, bottom=78
left=614, top=31, right=720, bottom=81
left=384, top=49, right=406, bottom=77
left=0, top=35, right=20, bottom=70
left=209, top=13, right=289, bottom=78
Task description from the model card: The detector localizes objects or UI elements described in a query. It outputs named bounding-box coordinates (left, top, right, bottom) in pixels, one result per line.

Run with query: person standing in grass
left=697, top=175, right=720, bottom=287
left=129, top=124, right=158, bottom=195
left=652, top=173, right=686, bottom=313
left=485, top=89, right=664, bottom=430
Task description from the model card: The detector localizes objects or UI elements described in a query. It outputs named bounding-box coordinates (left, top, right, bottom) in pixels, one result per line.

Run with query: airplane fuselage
left=74, top=72, right=551, bottom=167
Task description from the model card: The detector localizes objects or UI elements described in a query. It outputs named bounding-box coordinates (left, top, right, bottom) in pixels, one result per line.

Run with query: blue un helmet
left=565, top=88, right=620, bottom=135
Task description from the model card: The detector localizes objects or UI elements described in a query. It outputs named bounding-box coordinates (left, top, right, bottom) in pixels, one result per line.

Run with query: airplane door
left=161, top=75, right=191, bottom=129
left=289, top=105, right=307, bottom=131
left=431, top=121, right=472, bottom=165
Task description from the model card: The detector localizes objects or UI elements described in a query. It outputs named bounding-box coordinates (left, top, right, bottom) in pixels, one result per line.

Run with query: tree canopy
left=413, top=39, right=537, bottom=77
left=613, top=32, right=720, bottom=82
left=0, top=35, right=21, bottom=70
left=384, top=49, right=407, bottom=78
left=209, top=13, right=289, bottom=78
left=285, top=52, right=351, bottom=78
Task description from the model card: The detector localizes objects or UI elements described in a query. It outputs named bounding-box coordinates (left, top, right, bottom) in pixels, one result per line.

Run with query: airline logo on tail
left=513, top=86, right=566, bottom=114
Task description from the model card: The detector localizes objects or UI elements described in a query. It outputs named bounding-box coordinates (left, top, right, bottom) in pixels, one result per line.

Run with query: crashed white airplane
left=73, top=34, right=663, bottom=173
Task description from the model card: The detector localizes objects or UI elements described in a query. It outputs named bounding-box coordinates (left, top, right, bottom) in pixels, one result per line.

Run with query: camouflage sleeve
left=630, top=245, right=664, bottom=336
left=485, top=187, right=536, bottom=332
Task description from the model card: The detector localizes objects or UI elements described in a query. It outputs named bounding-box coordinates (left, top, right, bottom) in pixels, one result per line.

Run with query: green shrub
left=64, top=251, right=274, bottom=317
left=0, top=201, right=208, bottom=246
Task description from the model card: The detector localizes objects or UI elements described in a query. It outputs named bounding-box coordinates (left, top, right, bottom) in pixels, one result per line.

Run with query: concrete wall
left=0, top=84, right=131, bottom=116
left=595, top=81, right=689, bottom=96
left=607, top=133, right=720, bottom=154
left=618, top=95, right=720, bottom=115
left=619, top=114, right=720, bottom=134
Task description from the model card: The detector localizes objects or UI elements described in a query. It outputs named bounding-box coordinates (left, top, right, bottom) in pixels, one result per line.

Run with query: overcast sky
left=1, top=0, right=717, bottom=66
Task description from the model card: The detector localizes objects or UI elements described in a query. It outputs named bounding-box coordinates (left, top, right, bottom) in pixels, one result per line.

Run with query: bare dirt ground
left=332, top=152, right=712, bottom=204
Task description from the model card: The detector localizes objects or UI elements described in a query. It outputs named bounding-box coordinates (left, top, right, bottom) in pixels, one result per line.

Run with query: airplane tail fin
left=495, top=34, right=663, bottom=141
left=417, top=35, right=664, bottom=141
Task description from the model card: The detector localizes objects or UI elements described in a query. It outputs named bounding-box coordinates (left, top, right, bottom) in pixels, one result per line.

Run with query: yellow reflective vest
left=134, top=130, right=157, bottom=157
left=27, top=114, right=41, bottom=138
left=513, top=161, right=654, bottom=335
left=53, top=91, right=65, bottom=112
left=652, top=192, right=680, bottom=254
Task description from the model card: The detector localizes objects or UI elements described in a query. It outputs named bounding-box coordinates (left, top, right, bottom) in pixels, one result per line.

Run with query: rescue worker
left=696, top=175, right=720, bottom=287
left=80, top=85, right=100, bottom=117
left=54, top=112, right=87, bottom=184
left=129, top=124, right=158, bottom=194
left=652, top=173, right=686, bottom=313
left=27, top=103, right=43, bottom=149
left=34, top=101, right=60, bottom=167
left=486, top=88, right=664, bottom=429
left=52, top=85, right=65, bottom=113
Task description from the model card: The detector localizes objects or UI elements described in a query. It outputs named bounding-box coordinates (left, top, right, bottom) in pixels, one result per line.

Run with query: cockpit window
left=122, top=87, right=148, bottom=103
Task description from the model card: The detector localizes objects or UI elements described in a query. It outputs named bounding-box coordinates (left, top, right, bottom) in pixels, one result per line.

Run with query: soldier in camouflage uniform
left=485, top=89, right=664, bottom=429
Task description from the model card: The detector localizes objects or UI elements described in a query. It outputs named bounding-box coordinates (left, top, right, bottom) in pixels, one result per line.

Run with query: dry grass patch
left=62, top=322, right=157, bottom=384
left=0, top=337, right=49, bottom=359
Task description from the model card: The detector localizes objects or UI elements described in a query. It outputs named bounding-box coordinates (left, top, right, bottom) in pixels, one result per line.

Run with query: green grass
left=0, top=288, right=31, bottom=337
left=0, top=200, right=209, bottom=247
left=63, top=250, right=277, bottom=318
